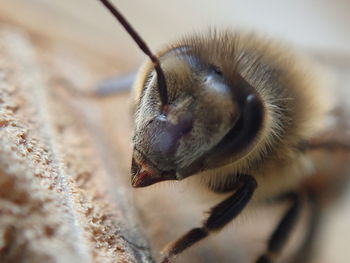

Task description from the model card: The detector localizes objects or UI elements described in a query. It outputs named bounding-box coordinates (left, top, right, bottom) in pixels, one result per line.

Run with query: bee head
left=131, top=47, right=264, bottom=187
left=95, top=1, right=264, bottom=188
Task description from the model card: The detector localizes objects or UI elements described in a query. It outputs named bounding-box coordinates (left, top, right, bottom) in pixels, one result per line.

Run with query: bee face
left=131, top=49, right=241, bottom=187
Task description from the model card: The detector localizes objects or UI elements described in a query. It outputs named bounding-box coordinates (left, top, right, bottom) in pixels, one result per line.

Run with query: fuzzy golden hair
left=132, top=29, right=331, bottom=199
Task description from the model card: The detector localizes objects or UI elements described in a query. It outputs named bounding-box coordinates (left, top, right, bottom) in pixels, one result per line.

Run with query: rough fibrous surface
left=0, top=28, right=153, bottom=263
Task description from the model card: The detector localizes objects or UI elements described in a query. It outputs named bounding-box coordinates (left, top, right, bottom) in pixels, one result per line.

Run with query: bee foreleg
left=289, top=191, right=322, bottom=263
left=303, top=140, right=350, bottom=152
left=160, top=175, right=257, bottom=263
left=256, top=192, right=302, bottom=263
left=94, top=72, right=136, bottom=96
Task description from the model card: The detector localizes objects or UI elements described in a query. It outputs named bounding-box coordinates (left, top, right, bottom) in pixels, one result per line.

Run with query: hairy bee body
left=132, top=30, right=331, bottom=200
left=95, top=1, right=349, bottom=262
left=123, top=27, right=346, bottom=263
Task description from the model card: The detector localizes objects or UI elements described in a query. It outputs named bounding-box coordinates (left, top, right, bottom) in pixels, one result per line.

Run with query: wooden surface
left=0, top=27, right=153, bottom=263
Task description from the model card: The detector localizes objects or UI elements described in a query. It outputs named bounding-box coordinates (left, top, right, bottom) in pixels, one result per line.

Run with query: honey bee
left=97, top=0, right=350, bottom=262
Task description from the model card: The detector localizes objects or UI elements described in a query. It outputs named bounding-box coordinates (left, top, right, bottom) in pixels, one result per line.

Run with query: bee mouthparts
left=131, top=157, right=177, bottom=187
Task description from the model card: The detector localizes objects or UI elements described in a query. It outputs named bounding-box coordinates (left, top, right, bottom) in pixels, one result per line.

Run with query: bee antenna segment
left=97, top=0, right=169, bottom=110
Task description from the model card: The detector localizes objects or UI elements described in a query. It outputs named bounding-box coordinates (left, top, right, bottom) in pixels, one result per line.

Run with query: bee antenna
left=97, top=0, right=169, bottom=111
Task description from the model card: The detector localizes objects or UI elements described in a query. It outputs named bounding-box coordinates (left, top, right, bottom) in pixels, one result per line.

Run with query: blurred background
left=1, top=0, right=350, bottom=262
left=1, top=0, right=350, bottom=71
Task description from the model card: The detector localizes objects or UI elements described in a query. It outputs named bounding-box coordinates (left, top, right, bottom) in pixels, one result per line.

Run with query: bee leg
left=304, top=140, right=350, bottom=151
left=94, top=72, right=136, bottom=96
left=256, top=192, right=302, bottom=263
left=289, top=191, right=322, bottom=263
left=160, top=175, right=257, bottom=263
